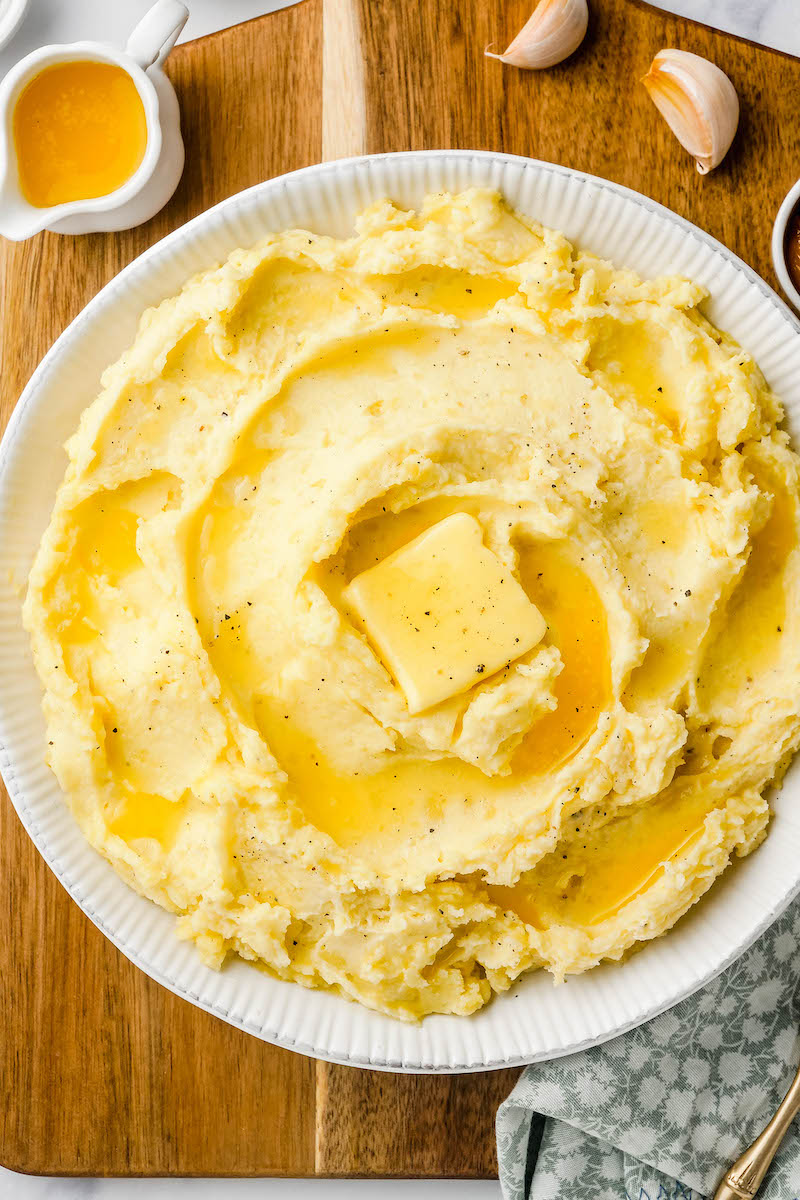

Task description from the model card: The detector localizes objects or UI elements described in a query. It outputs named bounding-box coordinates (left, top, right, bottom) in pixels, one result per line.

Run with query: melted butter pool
left=489, top=786, right=715, bottom=929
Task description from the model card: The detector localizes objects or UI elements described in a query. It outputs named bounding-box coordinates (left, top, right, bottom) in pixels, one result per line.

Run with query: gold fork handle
left=713, top=1062, right=800, bottom=1199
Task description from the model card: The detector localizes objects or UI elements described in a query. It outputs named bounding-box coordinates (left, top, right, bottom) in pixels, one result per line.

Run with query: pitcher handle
left=126, top=0, right=189, bottom=71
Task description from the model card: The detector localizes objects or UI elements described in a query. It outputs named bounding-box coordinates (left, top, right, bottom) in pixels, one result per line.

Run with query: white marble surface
left=1, top=0, right=797, bottom=1193
left=0, top=1180, right=498, bottom=1198
left=649, top=0, right=800, bottom=56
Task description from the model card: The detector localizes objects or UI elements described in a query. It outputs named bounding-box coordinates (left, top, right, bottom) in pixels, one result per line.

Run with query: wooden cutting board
left=2, top=0, right=800, bottom=1177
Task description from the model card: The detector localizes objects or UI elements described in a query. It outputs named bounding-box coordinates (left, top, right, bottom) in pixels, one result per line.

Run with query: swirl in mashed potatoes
left=24, top=190, right=800, bottom=1019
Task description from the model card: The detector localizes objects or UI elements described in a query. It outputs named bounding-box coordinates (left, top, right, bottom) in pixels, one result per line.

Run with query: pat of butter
left=342, top=512, right=546, bottom=713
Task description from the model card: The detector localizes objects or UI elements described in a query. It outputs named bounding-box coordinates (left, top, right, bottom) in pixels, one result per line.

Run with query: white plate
left=3, top=151, right=800, bottom=1073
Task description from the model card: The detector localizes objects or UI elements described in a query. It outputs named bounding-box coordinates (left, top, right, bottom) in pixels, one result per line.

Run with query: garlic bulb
left=485, top=0, right=589, bottom=70
left=642, top=49, right=739, bottom=174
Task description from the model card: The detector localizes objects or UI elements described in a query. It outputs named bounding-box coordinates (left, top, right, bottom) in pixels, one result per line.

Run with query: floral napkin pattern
left=497, top=902, right=800, bottom=1199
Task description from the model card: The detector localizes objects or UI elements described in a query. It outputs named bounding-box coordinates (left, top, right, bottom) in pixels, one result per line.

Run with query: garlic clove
left=485, top=0, right=589, bottom=71
left=642, top=49, right=739, bottom=174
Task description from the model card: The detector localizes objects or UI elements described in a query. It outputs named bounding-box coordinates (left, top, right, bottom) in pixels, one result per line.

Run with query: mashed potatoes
left=24, top=190, right=800, bottom=1019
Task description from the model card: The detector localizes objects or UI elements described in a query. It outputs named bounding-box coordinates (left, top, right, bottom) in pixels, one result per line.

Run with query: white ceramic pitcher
left=0, top=0, right=189, bottom=240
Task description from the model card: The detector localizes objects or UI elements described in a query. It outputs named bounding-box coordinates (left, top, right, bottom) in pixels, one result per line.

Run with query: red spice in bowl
left=784, top=204, right=800, bottom=297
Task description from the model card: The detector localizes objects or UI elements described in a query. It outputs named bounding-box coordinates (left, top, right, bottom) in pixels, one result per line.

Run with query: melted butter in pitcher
left=13, top=61, right=148, bottom=208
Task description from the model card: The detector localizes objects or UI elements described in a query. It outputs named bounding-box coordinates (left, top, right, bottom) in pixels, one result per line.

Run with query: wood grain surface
left=2, top=0, right=800, bottom=1178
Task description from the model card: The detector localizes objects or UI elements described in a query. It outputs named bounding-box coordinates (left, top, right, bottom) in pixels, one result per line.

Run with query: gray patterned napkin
left=497, top=901, right=800, bottom=1199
